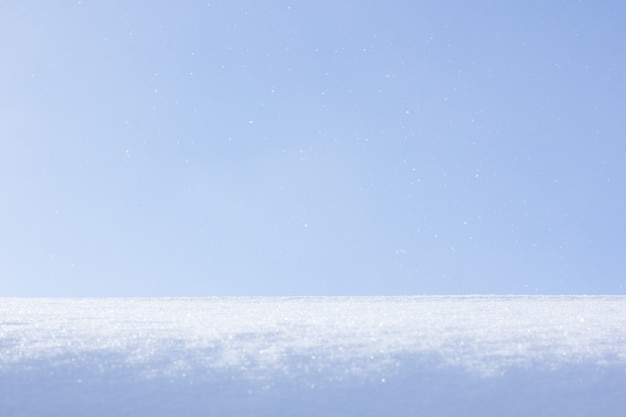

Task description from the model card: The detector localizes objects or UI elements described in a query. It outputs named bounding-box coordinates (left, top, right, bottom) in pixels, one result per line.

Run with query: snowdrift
left=1, top=296, right=625, bottom=416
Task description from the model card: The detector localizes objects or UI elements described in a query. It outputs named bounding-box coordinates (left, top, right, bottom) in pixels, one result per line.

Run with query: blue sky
left=2, top=1, right=625, bottom=296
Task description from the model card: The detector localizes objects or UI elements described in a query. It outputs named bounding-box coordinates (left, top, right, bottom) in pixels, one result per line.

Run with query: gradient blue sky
left=2, top=1, right=625, bottom=296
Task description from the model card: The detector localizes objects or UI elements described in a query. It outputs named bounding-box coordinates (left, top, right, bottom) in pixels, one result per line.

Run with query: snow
left=1, top=296, right=625, bottom=416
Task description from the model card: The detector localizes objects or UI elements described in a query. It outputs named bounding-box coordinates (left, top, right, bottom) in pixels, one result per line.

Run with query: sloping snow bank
left=1, top=296, right=625, bottom=416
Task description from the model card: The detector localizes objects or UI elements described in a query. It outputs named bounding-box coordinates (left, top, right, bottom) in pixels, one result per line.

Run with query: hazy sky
left=2, top=1, right=625, bottom=296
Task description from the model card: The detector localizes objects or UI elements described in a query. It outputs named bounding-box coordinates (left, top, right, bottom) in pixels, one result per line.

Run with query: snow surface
left=1, top=296, right=625, bottom=416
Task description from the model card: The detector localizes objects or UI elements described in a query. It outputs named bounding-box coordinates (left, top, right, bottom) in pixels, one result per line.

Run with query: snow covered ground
left=1, top=296, right=625, bottom=416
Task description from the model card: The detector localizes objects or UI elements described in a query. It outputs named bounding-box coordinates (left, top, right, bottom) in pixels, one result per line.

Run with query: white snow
left=1, top=296, right=625, bottom=416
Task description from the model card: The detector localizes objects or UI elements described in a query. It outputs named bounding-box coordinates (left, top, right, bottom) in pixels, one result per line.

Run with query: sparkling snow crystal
left=1, top=296, right=625, bottom=416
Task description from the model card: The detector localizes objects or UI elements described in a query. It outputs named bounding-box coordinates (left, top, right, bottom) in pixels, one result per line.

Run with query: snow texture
left=1, top=296, right=625, bottom=416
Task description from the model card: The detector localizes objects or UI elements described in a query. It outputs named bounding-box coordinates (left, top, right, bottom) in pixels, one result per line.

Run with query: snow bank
left=1, top=296, right=625, bottom=416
